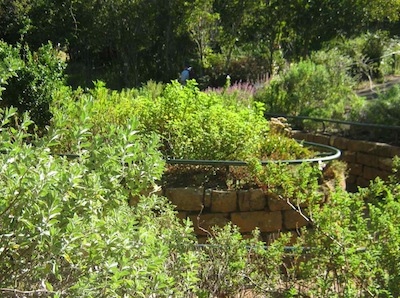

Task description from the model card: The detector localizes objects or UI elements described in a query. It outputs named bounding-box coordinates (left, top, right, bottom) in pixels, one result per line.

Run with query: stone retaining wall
left=137, top=133, right=399, bottom=240
left=292, top=131, right=400, bottom=189
left=163, top=187, right=309, bottom=242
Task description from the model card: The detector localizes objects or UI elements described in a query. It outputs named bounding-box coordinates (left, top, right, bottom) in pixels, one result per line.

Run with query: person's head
left=187, top=66, right=192, bottom=71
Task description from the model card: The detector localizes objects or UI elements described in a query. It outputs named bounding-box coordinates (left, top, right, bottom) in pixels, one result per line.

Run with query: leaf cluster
left=255, top=59, right=360, bottom=124
left=0, top=41, right=65, bottom=129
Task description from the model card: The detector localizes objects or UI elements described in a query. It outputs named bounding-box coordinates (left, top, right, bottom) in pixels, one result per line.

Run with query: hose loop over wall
left=166, top=140, right=341, bottom=166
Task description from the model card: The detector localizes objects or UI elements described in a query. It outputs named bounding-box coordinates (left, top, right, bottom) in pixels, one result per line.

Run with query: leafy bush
left=0, top=107, right=323, bottom=297
left=52, top=79, right=313, bottom=163
left=65, top=196, right=201, bottom=297
left=255, top=59, right=361, bottom=124
left=3, top=73, right=400, bottom=297
left=196, top=224, right=291, bottom=297
left=0, top=41, right=24, bottom=96
left=247, top=155, right=400, bottom=297
left=359, top=84, right=400, bottom=126
left=48, top=89, right=164, bottom=197
left=0, top=107, right=203, bottom=296
left=0, top=42, right=65, bottom=129
left=114, top=80, right=271, bottom=160
left=331, top=31, right=390, bottom=82
left=289, top=174, right=400, bottom=297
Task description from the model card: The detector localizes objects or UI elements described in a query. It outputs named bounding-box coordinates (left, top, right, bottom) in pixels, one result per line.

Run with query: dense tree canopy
left=1, top=0, right=399, bottom=88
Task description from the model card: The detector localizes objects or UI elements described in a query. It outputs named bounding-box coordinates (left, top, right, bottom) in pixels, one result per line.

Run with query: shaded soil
left=161, top=164, right=260, bottom=190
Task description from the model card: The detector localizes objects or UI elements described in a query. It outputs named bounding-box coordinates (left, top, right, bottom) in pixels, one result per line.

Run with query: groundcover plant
left=1, top=42, right=400, bottom=295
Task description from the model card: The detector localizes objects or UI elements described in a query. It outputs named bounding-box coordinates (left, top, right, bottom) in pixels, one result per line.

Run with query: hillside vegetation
left=2, top=2, right=400, bottom=295
left=1, top=39, right=400, bottom=297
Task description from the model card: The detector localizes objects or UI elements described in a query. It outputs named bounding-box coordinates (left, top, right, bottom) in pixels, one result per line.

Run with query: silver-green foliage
left=132, top=80, right=269, bottom=160
left=360, top=84, right=400, bottom=126
left=0, top=41, right=24, bottom=96
left=256, top=58, right=362, bottom=122
left=292, top=176, right=400, bottom=297
left=0, top=104, right=291, bottom=297
left=0, top=107, right=202, bottom=296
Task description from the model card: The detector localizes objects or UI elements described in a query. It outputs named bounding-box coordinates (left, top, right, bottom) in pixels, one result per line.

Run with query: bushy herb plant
left=0, top=42, right=65, bottom=129
left=131, top=80, right=269, bottom=160
left=249, top=153, right=400, bottom=297
left=0, top=41, right=24, bottom=96
left=0, top=107, right=204, bottom=297
left=359, top=84, right=400, bottom=126
left=255, top=59, right=361, bottom=122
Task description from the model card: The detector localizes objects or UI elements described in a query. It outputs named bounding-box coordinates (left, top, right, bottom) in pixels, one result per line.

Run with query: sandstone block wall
left=145, top=132, right=400, bottom=241
left=164, top=187, right=309, bottom=242
left=292, top=131, right=400, bottom=189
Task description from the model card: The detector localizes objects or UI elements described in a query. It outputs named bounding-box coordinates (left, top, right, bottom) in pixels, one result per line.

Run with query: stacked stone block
left=292, top=131, right=400, bottom=189
left=164, top=187, right=310, bottom=241
left=160, top=132, right=400, bottom=240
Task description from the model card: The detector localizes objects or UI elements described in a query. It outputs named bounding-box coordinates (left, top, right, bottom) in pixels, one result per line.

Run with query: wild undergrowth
left=2, top=44, right=400, bottom=296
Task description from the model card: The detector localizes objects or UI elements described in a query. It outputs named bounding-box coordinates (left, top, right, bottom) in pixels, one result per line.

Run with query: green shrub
left=247, top=154, right=400, bottom=296
left=325, top=31, right=395, bottom=83
left=48, top=90, right=164, bottom=197
left=0, top=107, right=305, bottom=297
left=197, top=224, right=291, bottom=297
left=0, top=42, right=65, bottom=129
left=359, top=84, right=400, bottom=126
left=0, top=107, right=203, bottom=296
left=291, top=175, right=400, bottom=297
left=65, top=196, right=201, bottom=297
left=0, top=41, right=24, bottom=96
left=4, top=83, right=400, bottom=296
left=53, top=79, right=313, bottom=163
left=129, top=80, right=271, bottom=160
left=255, top=59, right=362, bottom=126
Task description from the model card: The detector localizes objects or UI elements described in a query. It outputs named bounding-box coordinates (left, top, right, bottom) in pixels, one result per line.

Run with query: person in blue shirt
left=180, top=66, right=192, bottom=85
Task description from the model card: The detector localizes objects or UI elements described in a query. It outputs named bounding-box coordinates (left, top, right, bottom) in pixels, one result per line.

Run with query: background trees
left=1, top=0, right=400, bottom=89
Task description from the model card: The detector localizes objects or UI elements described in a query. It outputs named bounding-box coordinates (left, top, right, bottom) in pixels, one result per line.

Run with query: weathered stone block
left=211, top=190, right=237, bottom=213
left=292, top=131, right=311, bottom=141
left=313, top=134, right=330, bottom=145
left=176, top=212, right=187, bottom=221
left=357, top=154, right=392, bottom=173
left=372, top=142, right=400, bottom=158
left=231, top=211, right=282, bottom=233
left=388, top=146, right=400, bottom=157
left=346, top=174, right=357, bottom=185
left=363, top=166, right=389, bottom=181
left=356, top=176, right=369, bottom=188
left=238, top=188, right=266, bottom=211
left=330, top=136, right=349, bottom=150
left=348, top=163, right=363, bottom=176
left=348, top=140, right=377, bottom=153
left=283, top=210, right=309, bottom=230
left=166, top=187, right=204, bottom=211
left=267, top=192, right=292, bottom=211
left=378, top=157, right=394, bottom=172
left=188, top=213, right=230, bottom=235
left=356, top=152, right=379, bottom=167
left=341, top=150, right=356, bottom=163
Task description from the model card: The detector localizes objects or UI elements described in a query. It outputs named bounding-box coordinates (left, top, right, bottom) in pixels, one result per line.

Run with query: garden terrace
left=129, top=140, right=344, bottom=242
